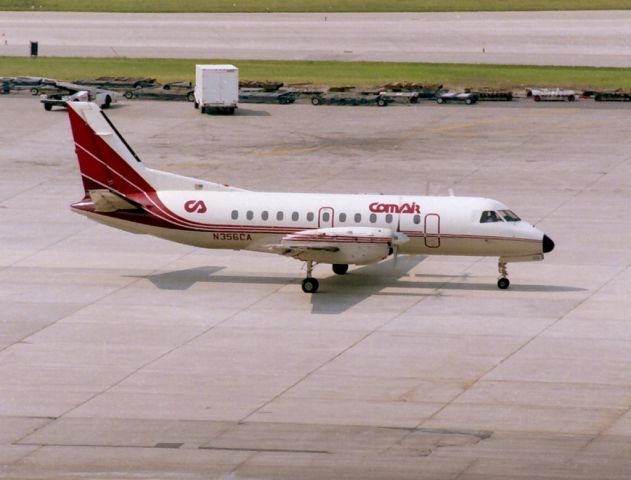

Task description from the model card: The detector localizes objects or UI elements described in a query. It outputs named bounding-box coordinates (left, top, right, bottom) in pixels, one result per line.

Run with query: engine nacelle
left=281, top=227, right=393, bottom=265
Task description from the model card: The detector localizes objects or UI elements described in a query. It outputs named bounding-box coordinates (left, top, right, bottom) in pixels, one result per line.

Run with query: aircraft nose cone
left=543, top=234, right=555, bottom=253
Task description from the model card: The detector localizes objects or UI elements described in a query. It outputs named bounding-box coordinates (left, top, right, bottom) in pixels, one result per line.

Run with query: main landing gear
left=301, top=261, right=320, bottom=293
left=332, top=263, right=349, bottom=275
left=301, top=263, right=350, bottom=293
left=497, top=261, right=510, bottom=289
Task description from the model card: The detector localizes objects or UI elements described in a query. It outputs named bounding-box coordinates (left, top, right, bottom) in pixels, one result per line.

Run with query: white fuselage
left=79, top=189, right=546, bottom=262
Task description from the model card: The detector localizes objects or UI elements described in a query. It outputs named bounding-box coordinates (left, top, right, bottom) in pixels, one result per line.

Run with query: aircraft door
left=318, top=207, right=334, bottom=228
left=424, top=214, right=441, bottom=248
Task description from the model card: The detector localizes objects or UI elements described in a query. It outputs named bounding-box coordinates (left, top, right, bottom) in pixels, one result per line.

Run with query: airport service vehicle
left=194, top=64, right=239, bottom=114
left=378, top=91, right=421, bottom=104
left=528, top=88, right=576, bottom=102
left=311, top=92, right=392, bottom=106
left=436, top=92, right=478, bottom=105
left=239, top=88, right=298, bottom=105
left=66, top=102, right=555, bottom=293
left=124, top=82, right=194, bottom=102
left=1, top=76, right=56, bottom=94
left=41, top=87, right=119, bottom=111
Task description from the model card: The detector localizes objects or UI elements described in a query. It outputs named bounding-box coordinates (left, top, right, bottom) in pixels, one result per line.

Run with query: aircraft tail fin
left=67, top=102, right=154, bottom=198
left=67, top=102, right=246, bottom=197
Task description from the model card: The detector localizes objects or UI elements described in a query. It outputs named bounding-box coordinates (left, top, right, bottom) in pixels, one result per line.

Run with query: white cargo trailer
left=194, top=64, right=239, bottom=115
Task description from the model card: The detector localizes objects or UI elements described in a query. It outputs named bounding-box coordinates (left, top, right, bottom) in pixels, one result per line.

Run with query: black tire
left=201, top=106, right=207, bottom=114
left=465, top=98, right=473, bottom=105
left=568, top=95, right=576, bottom=102
left=227, top=107, right=235, bottom=115
left=30, top=87, right=39, bottom=95
left=186, top=91, right=195, bottom=102
left=194, top=101, right=199, bottom=109
left=497, top=278, right=510, bottom=290
left=436, top=97, right=444, bottom=104
left=332, top=264, right=349, bottom=275
left=124, top=91, right=134, bottom=100
left=311, top=96, right=322, bottom=106
left=534, top=95, right=541, bottom=102
left=377, top=97, right=387, bottom=107
left=302, top=277, right=319, bottom=294
left=44, top=103, right=52, bottom=111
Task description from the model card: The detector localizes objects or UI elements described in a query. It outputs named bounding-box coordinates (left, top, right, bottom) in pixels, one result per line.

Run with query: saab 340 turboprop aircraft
left=67, top=102, right=554, bottom=293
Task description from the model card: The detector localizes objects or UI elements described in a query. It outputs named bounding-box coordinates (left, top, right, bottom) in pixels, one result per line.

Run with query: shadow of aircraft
left=135, top=258, right=585, bottom=314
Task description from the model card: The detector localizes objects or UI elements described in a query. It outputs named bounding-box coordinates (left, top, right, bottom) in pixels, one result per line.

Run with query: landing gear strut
left=301, top=260, right=319, bottom=293
left=497, top=261, right=510, bottom=289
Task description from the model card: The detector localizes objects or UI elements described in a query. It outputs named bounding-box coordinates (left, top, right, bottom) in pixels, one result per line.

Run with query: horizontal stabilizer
left=89, top=189, right=140, bottom=212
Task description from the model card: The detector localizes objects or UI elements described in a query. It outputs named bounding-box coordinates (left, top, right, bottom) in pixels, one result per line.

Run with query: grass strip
left=2, top=0, right=631, bottom=12
left=3, top=56, right=631, bottom=91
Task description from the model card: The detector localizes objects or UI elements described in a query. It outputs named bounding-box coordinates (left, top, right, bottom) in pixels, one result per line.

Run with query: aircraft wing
left=269, top=244, right=340, bottom=258
left=267, top=226, right=395, bottom=265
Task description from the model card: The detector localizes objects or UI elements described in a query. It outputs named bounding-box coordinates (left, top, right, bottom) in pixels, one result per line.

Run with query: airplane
left=66, top=102, right=555, bottom=293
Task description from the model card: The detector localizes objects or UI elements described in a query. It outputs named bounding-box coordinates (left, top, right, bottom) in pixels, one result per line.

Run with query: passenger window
left=369, top=213, right=377, bottom=223
left=277, top=211, right=284, bottom=221
left=246, top=210, right=253, bottom=220
left=261, top=210, right=269, bottom=221
left=292, top=211, right=299, bottom=221
left=480, top=210, right=502, bottom=223
left=413, top=214, right=421, bottom=224
left=231, top=210, right=238, bottom=220
left=385, top=214, right=393, bottom=224
left=354, top=213, right=361, bottom=223
left=322, top=212, right=330, bottom=222
left=307, top=212, right=314, bottom=222
left=339, top=213, right=347, bottom=223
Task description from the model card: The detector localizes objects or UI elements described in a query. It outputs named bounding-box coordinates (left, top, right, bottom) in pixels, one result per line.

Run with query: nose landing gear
left=497, top=261, right=510, bottom=289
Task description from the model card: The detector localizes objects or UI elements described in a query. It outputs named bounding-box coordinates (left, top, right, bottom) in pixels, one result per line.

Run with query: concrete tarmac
left=1, top=96, right=631, bottom=479
left=2, top=11, right=631, bottom=66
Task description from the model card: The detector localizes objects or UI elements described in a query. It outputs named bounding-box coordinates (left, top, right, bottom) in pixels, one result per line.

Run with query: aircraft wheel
left=332, top=264, right=349, bottom=275
left=302, top=277, right=319, bottom=294
left=497, top=277, right=510, bottom=290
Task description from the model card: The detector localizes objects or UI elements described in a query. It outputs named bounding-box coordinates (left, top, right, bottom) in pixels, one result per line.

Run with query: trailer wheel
left=200, top=106, right=206, bottom=114
left=31, top=87, right=39, bottom=95
left=227, top=107, right=235, bottom=115
left=534, top=95, right=541, bottom=102
left=186, top=92, right=195, bottom=102
left=436, top=97, right=444, bottom=104
left=568, top=95, right=576, bottom=102
left=465, top=98, right=473, bottom=105
left=311, top=96, right=322, bottom=105
left=124, top=91, right=134, bottom=100
left=44, top=103, right=52, bottom=111
left=377, top=97, right=387, bottom=107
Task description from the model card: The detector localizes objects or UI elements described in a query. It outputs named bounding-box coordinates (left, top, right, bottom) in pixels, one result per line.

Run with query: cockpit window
left=480, top=210, right=502, bottom=223
left=498, top=210, right=521, bottom=222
